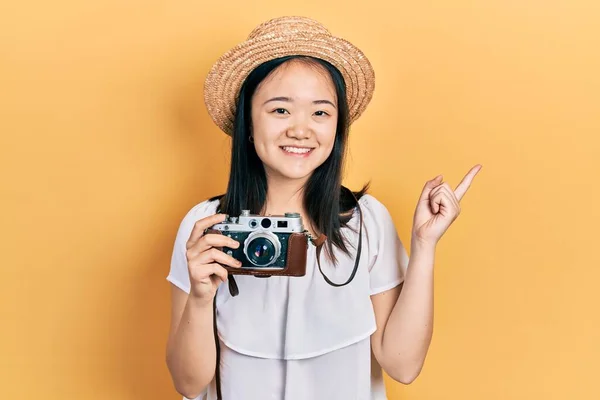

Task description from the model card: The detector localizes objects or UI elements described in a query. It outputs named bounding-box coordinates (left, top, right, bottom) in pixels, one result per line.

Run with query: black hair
left=212, top=55, right=368, bottom=262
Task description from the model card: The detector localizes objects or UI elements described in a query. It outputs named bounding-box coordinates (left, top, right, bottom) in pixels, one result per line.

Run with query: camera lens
left=243, top=231, right=281, bottom=268
left=247, top=238, right=276, bottom=266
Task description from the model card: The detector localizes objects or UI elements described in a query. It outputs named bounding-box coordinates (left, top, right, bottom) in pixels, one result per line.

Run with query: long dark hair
left=212, top=55, right=368, bottom=262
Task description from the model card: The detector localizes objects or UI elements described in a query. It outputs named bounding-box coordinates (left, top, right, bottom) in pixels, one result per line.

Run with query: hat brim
left=203, top=32, right=375, bottom=135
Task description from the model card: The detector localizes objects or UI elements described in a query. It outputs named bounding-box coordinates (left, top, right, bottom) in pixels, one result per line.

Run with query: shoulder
left=340, top=194, right=397, bottom=240
left=176, top=197, right=221, bottom=232
left=357, top=194, right=394, bottom=220
left=354, top=194, right=400, bottom=248
left=185, top=197, right=220, bottom=217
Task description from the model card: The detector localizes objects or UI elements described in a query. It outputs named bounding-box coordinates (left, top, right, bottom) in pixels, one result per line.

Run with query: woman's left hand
left=411, top=164, right=482, bottom=248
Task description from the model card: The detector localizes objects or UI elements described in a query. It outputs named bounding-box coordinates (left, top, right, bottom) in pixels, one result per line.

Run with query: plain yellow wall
left=1, top=1, right=599, bottom=399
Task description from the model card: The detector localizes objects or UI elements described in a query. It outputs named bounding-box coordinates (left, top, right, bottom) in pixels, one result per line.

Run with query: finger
left=430, top=190, right=443, bottom=214
left=187, top=234, right=240, bottom=259
left=208, top=263, right=229, bottom=284
left=210, top=273, right=226, bottom=287
left=455, top=164, right=482, bottom=202
left=195, top=248, right=242, bottom=269
left=186, top=214, right=228, bottom=249
left=418, top=174, right=444, bottom=203
left=431, top=184, right=460, bottom=212
left=430, top=189, right=456, bottom=215
left=190, top=262, right=229, bottom=284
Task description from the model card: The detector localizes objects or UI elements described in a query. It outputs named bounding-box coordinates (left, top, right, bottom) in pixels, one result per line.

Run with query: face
left=250, top=60, right=338, bottom=183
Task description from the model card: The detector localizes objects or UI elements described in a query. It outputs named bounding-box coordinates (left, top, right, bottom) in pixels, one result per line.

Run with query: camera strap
left=310, top=199, right=364, bottom=288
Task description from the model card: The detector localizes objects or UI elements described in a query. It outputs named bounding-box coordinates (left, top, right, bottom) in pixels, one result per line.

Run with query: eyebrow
left=263, top=97, right=337, bottom=108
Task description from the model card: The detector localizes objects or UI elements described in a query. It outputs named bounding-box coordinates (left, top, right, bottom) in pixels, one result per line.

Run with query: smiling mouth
left=280, top=146, right=314, bottom=155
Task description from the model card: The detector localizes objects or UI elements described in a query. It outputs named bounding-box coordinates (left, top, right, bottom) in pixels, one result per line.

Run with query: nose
left=286, top=115, right=312, bottom=140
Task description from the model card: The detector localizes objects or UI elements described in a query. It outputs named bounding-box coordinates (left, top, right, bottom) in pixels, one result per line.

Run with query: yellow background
left=1, top=1, right=599, bottom=399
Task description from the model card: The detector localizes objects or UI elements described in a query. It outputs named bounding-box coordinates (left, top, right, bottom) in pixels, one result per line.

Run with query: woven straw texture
left=203, top=16, right=376, bottom=135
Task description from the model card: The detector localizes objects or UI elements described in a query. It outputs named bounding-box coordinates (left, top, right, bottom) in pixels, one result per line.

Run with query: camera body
left=207, top=210, right=308, bottom=276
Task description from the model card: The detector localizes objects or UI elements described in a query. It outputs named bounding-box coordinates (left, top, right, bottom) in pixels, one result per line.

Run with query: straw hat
left=203, top=16, right=376, bottom=135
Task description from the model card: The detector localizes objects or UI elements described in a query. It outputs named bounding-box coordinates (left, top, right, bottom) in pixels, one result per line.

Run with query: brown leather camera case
left=204, top=229, right=308, bottom=277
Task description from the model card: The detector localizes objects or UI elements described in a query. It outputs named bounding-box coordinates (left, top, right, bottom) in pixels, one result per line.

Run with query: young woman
left=166, top=16, right=481, bottom=400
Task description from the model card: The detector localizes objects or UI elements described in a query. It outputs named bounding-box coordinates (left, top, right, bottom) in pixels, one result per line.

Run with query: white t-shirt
left=167, top=194, right=410, bottom=400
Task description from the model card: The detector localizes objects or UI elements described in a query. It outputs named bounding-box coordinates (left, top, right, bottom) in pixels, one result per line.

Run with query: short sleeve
left=166, top=199, right=219, bottom=294
left=361, top=195, right=410, bottom=295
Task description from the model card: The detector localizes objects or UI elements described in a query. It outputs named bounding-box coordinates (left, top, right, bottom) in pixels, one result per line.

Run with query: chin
left=263, top=158, right=327, bottom=182
left=264, top=163, right=315, bottom=181
left=278, top=169, right=313, bottom=181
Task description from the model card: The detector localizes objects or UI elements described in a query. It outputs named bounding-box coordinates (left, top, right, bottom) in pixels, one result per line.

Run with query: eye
left=272, top=108, right=289, bottom=115
left=314, top=110, right=330, bottom=117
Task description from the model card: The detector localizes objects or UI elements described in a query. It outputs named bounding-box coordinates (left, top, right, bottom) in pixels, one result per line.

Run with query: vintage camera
left=207, top=210, right=309, bottom=276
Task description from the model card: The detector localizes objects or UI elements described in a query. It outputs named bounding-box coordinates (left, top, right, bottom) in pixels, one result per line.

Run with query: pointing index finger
left=454, top=164, right=482, bottom=202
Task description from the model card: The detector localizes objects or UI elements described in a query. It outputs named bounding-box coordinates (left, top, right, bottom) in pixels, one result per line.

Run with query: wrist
left=410, top=236, right=437, bottom=257
left=187, top=291, right=215, bottom=309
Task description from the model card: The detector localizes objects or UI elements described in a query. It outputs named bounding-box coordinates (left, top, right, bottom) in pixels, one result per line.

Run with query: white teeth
left=282, top=146, right=312, bottom=154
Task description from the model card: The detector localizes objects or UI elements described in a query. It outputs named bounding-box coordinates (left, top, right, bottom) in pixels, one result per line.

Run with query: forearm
left=166, top=295, right=217, bottom=398
left=381, top=240, right=436, bottom=383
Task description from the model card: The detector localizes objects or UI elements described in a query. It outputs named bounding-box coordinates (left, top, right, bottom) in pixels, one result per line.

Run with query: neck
left=263, top=174, right=306, bottom=216
left=263, top=173, right=319, bottom=237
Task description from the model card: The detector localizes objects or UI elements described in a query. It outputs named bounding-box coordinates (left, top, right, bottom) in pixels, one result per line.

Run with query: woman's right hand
left=185, top=213, right=242, bottom=304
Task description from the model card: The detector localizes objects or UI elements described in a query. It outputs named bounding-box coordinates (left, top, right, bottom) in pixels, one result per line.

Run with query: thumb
left=418, top=175, right=443, bottom=203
